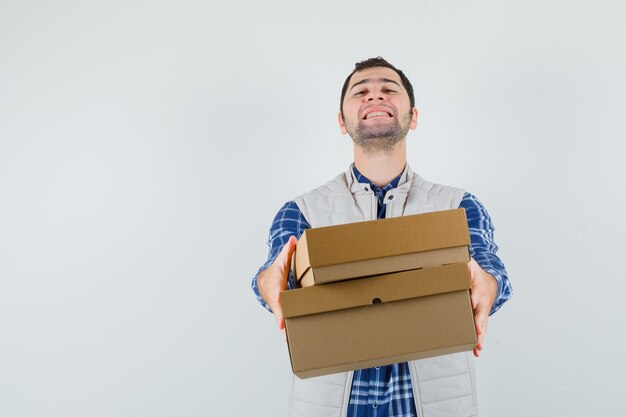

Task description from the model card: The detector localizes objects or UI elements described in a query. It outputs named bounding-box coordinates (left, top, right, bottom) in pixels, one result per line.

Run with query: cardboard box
left=280, top=263, right=477, bottom=379
left=293, top=209, right=470, bottom=287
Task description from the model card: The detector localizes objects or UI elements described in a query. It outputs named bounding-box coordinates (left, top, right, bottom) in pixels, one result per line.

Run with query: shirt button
left=364, top=187, right=369, bottom=192
left=388, top=195, right=394, bottom=200
left=375, top=366, right=380, bottom=370
left=372, top=403, right=378, bottom=409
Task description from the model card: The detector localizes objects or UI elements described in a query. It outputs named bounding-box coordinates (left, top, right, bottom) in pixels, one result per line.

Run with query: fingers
left=275, top=291, right=286, bottom=328
left=474, top=303, right=488, bottom=339
left=473, top=308, right=489, bottom=357
left=473, top=321, right=483, bottom=357
left=261, top=235, right=297, bottom=307
left=274, top=306, right=285, bottom=330
left=467, top=259, right=479, bottom=308
left=475, top=317, right=485, bottom=343
left=470, top=289, right=479, bottom=310
left=467, top=258, right=479, bottom=282
left=468, top=256, right=497, bottom=357
left=473, top=342, right=483, bottom=357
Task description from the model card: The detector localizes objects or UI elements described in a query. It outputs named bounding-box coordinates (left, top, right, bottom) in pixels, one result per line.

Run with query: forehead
left=347, top=67, right=403, bottom=89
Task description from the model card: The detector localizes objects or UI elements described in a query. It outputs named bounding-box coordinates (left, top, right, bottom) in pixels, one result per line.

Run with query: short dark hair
left=340, top=57, right=415, bottom=116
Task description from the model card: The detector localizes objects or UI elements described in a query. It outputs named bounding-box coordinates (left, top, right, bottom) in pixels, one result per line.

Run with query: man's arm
left=460, top=193, right=512, bottom=356
left=251, top=201, right=311, bottom=331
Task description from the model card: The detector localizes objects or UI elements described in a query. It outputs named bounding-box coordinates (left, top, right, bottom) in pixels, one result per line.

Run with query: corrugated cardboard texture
left=282, top=263, right=477, bottom=379
left=293, top=208, right=470, bottom=286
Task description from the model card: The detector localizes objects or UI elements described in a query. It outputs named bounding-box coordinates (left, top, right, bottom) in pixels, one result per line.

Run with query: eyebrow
left=349, top=77, right=401, bottom=92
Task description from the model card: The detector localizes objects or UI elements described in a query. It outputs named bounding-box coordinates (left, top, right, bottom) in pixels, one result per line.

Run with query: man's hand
left=257, top=235, right=297, bottom=339
left=467, top=258, right=498, bottom=357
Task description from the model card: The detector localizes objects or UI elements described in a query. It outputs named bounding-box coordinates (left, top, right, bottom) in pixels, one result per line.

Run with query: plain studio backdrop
left=1, top=1, right=624, bottom=416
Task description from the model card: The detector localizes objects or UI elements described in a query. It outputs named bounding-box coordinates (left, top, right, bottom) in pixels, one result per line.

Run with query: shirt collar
left=351, top=163, right=404, bottom=194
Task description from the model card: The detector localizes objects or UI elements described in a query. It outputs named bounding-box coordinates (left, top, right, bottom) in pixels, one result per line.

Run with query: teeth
left=365, top=111, right=390, bottom=119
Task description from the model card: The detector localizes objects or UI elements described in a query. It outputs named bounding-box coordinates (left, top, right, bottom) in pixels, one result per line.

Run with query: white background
left=1, top=1, right=625, bottom=416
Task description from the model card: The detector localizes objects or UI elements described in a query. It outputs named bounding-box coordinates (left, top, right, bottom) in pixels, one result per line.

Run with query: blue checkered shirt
left=251, top=165, right=512, bottom=417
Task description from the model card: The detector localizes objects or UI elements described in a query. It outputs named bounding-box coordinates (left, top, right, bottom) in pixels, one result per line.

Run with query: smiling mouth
left=363, top=111, right=393, bottom=120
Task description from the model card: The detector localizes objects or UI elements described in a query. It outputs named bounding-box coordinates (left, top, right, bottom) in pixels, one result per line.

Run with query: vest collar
left=345, top=162, right=415, bottom=196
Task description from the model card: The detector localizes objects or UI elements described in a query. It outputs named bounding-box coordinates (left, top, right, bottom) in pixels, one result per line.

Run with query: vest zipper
left=409, top=362, right=425, bottom=417
left=340, top=371, right=355, bottom=417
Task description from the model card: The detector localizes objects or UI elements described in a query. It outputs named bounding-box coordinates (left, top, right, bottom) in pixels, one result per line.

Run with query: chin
left=358, top=125, right=401, bottom=139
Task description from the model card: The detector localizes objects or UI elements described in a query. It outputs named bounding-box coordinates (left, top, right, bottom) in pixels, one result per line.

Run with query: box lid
left=293, top=209, right=470, bottom=282
left=281, top=262, right=470, bottom=318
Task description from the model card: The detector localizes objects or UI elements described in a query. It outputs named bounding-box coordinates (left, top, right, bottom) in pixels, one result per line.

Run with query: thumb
left=277, top=235, right=297, bottom=267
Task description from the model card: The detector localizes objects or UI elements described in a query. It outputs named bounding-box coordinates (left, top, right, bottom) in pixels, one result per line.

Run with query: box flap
left=281, top=262, right=470, bottom=318
left=292, top=209, right=470, bottom=281
left=298, top=245, right=470, bottom=287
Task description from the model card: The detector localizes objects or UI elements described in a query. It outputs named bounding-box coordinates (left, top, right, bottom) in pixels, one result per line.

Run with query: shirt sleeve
left=251, top=200, right=311, bottom=312
left=459, top=193, right=512, bottom=315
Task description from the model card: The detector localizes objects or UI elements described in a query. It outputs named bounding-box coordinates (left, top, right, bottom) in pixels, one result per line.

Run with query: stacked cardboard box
left=280, top=208, right=477, bottom=379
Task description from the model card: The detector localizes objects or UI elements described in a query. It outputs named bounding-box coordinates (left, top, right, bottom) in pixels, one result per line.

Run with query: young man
left=251, top=57, right=512, bottom=417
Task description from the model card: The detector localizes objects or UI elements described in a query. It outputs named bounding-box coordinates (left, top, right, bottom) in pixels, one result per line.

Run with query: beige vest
left=288, top=164, right=479, bottom=417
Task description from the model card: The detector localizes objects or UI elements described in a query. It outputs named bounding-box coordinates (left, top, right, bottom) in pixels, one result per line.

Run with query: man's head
left=340, top=57, right=415, bottom=116
left=338, top=57, right=418, bottom=153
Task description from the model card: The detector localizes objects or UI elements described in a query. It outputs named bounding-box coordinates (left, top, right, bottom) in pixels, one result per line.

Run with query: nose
left=367, top=91, right=385, bottom=102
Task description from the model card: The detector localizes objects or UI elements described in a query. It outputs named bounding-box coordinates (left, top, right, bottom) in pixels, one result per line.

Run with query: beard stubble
left=346, top=112, right=412, bottom=153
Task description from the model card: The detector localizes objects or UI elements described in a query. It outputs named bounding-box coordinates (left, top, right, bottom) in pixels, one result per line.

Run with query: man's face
left=339, top=67, right=418, bottom=153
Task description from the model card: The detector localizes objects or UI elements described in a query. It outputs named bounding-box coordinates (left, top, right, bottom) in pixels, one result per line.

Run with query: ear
left=338, top=111, right=348, bottom=135
left=409, top=107, right=418, bottom=130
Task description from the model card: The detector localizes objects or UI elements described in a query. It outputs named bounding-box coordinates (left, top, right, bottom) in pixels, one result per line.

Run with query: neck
left=353, top=139, right=407, bottom=187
